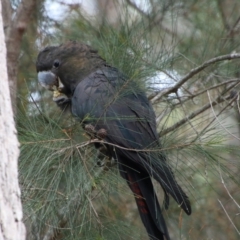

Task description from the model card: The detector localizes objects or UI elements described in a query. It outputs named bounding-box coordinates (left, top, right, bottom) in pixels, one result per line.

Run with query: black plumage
left=36, top=41, right=191, bottom=240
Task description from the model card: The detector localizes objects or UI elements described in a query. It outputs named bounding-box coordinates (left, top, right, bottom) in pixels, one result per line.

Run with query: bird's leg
left=96, top=129, right=115, bottom=168
left=96, top=144, right=110, bottom=167
left=84, top=124, right=114, bottom=168
left=96, top=145, right=115, bottom=169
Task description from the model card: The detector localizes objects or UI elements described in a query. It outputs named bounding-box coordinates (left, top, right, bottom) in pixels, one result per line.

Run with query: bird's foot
left=84, top=124, right=97, bottom=138
left=84, top=124, right=107, bottom=140
left=97, top=128, right=107, bottom=139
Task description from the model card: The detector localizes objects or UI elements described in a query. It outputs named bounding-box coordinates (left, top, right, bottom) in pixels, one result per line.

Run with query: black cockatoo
left=36, top=41, right=191, bottom=240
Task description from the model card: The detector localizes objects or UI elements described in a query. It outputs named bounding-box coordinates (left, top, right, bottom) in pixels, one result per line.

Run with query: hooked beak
left=38, top=71, right=68, bottom=102
left=38, top=71, right=58, bottom=91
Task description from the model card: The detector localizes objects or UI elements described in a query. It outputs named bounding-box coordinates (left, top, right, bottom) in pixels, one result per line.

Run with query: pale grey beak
left=38, top=71, right=57, bottom=91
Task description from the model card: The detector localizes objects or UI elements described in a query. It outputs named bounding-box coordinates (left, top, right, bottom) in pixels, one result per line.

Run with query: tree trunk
left=0, top=2, right=26, bottom=239
left=2, top=0, right=37, bottom=115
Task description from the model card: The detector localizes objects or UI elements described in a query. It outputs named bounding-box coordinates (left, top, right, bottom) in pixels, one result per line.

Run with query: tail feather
left=116, top=149, right=191, bottom=239
left=119, top=164, right=170, bottom=240
left=152, top=163, right=191, bottom=215
left=119, top=150, right=191, bottom=215
left=161, top=186, right=170, bottom=210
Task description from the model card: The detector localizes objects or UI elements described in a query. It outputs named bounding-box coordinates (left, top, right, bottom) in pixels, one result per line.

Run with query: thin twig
left=218, top=199, right=240, bottom=235
left=191, top=94, right=237, bottom=143
left=172, top=79, right=240, bottom=106
left=158, top=81, right=239, bottom=137
left=159, top=95, right=226, bottom=137
left=175, top=91, right=199, bottom=136
left=151, top=53, right=240, bottom=104
left=218, top=165, right=240, bottom=210
left=207, top=91, right=240, bottom=141
left=86, top=194, right=103, bottom=226
left=237, top=93, right=240, bottom=115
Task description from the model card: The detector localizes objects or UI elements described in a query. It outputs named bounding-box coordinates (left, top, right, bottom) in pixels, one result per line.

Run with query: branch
left=151, top=53, right=240, bottom=104
left=208, top=91, right=240, bottom=141
left=168, top=79, right=240, bottom=108
left=190, top=93, right=237, bottom=144
left=159, top=82, right=238, bottom=137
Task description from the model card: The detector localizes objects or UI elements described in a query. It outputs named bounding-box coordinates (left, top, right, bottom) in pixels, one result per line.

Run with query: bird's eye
left=53, top=60, right=60, bottom=68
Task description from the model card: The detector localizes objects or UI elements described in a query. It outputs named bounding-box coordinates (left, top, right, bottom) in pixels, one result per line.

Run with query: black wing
left=71, top=66, right=191, bottom=239
left=71, top=66, right=190, bottom=213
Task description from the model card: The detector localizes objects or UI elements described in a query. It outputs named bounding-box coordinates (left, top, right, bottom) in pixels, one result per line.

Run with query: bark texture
left=0, top=2, right=26, bottom=239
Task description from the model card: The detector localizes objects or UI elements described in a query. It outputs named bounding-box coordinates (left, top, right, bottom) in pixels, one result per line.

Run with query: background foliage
left=14, top=0, right=240, bottom=239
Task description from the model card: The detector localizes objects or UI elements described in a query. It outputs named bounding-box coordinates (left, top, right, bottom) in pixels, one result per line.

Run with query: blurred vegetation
left=16, top=0, right=240, bottom=239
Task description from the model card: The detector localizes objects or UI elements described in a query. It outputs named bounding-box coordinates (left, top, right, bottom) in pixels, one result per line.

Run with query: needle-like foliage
left=17, top=1, right=240, bottom=239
